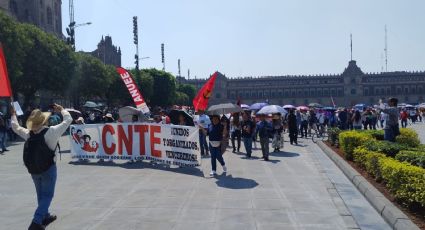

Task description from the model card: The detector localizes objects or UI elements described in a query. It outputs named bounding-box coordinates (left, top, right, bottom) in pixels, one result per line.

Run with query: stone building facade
left=182, top=60, right=425, bottom=106
left=88, top=35, right=121, bottom=66
left=0, top=0, right=63, bottom=38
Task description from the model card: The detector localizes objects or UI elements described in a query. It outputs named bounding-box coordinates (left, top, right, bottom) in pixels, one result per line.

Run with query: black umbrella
left=65, top=108, right=82, bottom=120
left=169, top=110, right=194, bottom=126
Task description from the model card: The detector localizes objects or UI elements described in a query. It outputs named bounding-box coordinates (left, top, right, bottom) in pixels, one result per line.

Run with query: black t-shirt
left=241, top=120, right=255, bottom=138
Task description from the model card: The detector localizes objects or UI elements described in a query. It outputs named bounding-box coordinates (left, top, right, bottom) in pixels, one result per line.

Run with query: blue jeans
left=31, top=164, right=57, bottom=224
left=199, top=132, right=209, bottom=155
left=384, top=128, right=395, bottom=142
left=210, top=144, right=225, bottom=171
left=0, top=131, right=6, bottom=150
left=243, top=137, right=253, bottom=157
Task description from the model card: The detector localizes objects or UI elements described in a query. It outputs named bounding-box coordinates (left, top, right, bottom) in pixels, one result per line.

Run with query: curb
left=317, top=141, right=420, bottom=230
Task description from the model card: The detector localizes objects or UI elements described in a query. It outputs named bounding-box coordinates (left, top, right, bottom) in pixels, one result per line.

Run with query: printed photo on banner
left=69, top=123, right=201, bottom=167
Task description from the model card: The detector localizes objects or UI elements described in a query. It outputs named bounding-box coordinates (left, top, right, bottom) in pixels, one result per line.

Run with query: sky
left=62, top=0, right=425, bottom=79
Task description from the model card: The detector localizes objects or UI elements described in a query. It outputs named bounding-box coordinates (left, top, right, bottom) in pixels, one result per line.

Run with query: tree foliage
left=0, top=11, right=193, bottom=108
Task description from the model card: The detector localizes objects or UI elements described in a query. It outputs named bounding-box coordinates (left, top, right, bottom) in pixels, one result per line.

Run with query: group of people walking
left=195, top=109, right=288, bottom=176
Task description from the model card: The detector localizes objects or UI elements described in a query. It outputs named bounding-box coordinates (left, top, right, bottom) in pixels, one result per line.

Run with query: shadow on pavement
left=68, top=160, right=205, bottom=177
left=215, top=174, right=259, bottom=189
left=269, top=151, right=300, bottom=158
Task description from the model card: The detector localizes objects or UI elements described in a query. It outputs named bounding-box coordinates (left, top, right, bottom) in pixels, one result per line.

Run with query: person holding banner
left=200, top=115, right=227, bottom=176
left=10, top=104, right=72, bottom=230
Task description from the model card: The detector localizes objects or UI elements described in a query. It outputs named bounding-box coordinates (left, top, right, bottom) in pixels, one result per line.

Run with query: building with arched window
left=0, top=0, right=62, bottom=38
left=181, top=60, right=425, bottom=106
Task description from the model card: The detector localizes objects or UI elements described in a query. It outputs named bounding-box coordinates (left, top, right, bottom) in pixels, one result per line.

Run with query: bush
left=395, top=150, right=425, bottom=168
left=363, top=129, right=385, bottom=141
left=365, top=151, right=386, bottom=181
left=396, top=128, right=420, bottom=148
left=380, top=157, right=425, bottom=209
left=353, top=147, right=386, bottom=181
left=328, top=127, right=341, bottom=146
left=362, top=140, right=408, bottom=157
left=339, top=131, right=371, bottom=160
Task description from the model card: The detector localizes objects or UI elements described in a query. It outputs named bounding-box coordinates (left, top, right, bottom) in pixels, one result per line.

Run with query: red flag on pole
left=116, top=67, right=150, bottom=114
left=193, top=72, right=218, bottom=111
left=0, top=44, right=12, bottom=97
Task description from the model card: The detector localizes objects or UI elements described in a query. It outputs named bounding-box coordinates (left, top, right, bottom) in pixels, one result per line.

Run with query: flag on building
left=193, top=72, right=218, bottom=111
left=0, top=44, right=12, bottom=97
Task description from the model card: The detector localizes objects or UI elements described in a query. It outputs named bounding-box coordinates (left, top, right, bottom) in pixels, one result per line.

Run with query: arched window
left=47, top=7, right=53, bottom=25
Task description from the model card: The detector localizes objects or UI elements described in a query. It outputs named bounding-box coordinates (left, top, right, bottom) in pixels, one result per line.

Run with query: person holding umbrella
left=256, top=114, right=272, bottom=161
left=200, top=115, right=227, bottom=176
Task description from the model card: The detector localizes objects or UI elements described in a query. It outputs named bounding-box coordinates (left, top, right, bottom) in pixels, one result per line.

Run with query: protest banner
left=70, top=123, right=201, bottom=167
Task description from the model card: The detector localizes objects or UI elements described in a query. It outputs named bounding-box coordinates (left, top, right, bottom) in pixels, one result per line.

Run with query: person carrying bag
left=11, top=104, right=72, bottom=230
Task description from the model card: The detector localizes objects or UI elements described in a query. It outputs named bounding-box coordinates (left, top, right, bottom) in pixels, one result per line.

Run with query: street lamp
left=66, top=21, right=92, bottom=51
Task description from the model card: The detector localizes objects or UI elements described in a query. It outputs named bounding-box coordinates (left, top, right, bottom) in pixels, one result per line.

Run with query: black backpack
left=23, top=128, right=56, bottom=174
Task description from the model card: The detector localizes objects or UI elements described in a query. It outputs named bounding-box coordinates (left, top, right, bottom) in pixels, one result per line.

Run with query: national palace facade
left=180, top=60, right=425, bottom=106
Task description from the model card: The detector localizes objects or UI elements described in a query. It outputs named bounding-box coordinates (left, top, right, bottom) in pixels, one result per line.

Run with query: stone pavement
left=0, top=134, right=391, bottom=230
left=410, top=122, right=425, bottom=144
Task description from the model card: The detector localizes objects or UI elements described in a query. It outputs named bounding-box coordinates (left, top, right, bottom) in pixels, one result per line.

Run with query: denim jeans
left=199, top=132, right=209, bottom=155
left=31, top=164, right=57, bottom=224
left=210, top=144, right=225, bottom=171
left=384, top=128, right=395, bottom=142
left=0, top=131, right=6, bottom=150
left=243, top=137, right=252, bottom=157
left=231, top=130, right=241, bottom=152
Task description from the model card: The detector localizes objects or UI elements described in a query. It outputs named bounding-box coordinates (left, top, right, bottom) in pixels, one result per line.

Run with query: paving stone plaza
left=1, top=123, right=424, bottom=229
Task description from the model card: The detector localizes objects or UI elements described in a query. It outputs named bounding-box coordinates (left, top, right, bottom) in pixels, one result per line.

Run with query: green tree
left=0, top=12, right=76, bottom=107
left=177, top=84, right=196, bottom=104
left=174, top=91, right=189, bottom=105
left=71, top=53, right=113, bottom=105
left=144, top=69, right=176, bottom=106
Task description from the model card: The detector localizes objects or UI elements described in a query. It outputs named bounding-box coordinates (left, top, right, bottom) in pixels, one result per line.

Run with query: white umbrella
left=240, top=104, right=250, bottom=109
left=283, top=104, right=296, bottom=109
left=257, top=105, right=287, bottom=115
left=83, top=101, right=98, bottom=108
left=119, top=106, right=147, bottom=122
left=207, top=103, right=243, bottom=115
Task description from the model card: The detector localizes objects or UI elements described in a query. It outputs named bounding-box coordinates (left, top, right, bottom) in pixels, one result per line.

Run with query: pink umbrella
left=297, top=106, right=309, bottom=111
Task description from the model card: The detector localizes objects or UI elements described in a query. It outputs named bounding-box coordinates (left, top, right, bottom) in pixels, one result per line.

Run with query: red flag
left=116, top=67, right=150, bottom=114
left=193, top=72, right=218, bottom=111
left=0, top=44, right=12, bottom=97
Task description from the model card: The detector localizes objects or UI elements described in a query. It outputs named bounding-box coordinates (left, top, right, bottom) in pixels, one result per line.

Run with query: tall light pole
left=161, top=43, right=165, bottom=71
left=66, top=0, right=91, bottom=51
left=133, top=16, right=139, bottom=71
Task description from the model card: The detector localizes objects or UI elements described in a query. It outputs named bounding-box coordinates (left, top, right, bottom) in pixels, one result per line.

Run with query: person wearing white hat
left=11, top=104, right=72, bottom=230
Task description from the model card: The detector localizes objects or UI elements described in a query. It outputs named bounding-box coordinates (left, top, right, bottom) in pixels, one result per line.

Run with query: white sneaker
left=222, top=165, right=227, bottom=173
left=210, top=171, right=216, bottom=176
